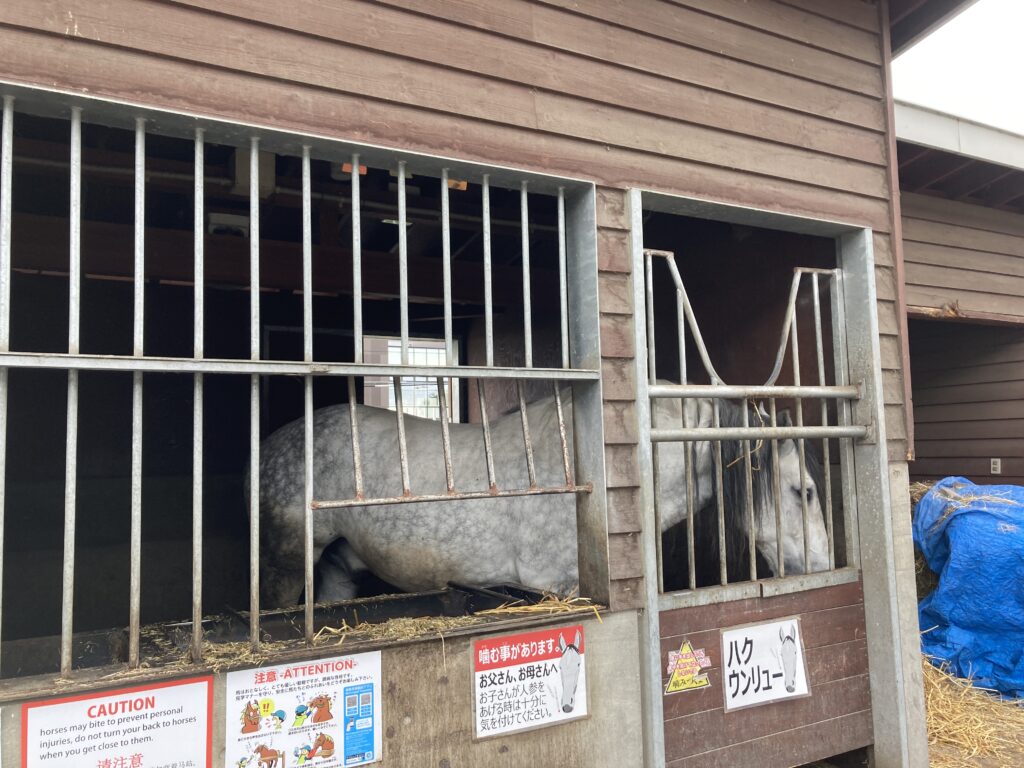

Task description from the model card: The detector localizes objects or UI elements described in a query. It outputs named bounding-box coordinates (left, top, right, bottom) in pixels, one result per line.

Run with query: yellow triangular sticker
left=665, top=640, right=711, bottom=694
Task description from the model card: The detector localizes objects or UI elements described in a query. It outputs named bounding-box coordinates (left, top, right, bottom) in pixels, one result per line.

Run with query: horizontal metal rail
left=650, top=425, right=866, bottom=443
left=0, top=353, right=598, bottom=380
left=648, top=383, right=860, bottom=400
left=312, top=483, right=592, bottom=510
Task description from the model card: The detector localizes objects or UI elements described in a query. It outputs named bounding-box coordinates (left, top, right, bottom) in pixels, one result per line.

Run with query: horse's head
left=556, top=629, right=583, bottom=713
left=753, top=410, right=829, bottom=577
left=778, top=624, right=799, bottom=693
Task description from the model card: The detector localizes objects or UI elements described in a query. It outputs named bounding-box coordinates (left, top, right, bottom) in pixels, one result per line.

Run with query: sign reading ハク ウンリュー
left=721, top=617, right=809, bottom=711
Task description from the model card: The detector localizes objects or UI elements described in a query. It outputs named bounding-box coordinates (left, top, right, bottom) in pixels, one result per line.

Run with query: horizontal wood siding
left=659, top=581, right=871, bottom=766
left=911, top=320, right=1024, bottom=486
left=903, top=193, right=1024, bottom=322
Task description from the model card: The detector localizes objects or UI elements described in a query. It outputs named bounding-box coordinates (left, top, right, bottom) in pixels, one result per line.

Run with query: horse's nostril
left=786, top=685, right=795, bottom=693
left=562, top=704, right=572, bottom=713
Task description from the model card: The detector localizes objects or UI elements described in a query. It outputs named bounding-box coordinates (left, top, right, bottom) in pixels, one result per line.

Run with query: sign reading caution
left=664, top=640, right=712, bottom=695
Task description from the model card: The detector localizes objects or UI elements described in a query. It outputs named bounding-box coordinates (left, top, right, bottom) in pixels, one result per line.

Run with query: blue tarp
left=914, top=476, right=1024, bottom=698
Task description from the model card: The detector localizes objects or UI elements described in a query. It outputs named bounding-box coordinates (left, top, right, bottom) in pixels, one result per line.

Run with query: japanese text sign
left=721, top=617, right=809, bottom=711
left=473, top=624, right=587, bottom=738
left=22, top=676, right=212, bottom=768
left=223, top=652, right=382, bottom=768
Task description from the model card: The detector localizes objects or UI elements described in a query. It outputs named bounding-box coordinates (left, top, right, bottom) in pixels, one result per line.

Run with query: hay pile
left=924, top=658, right=1024, bottom=767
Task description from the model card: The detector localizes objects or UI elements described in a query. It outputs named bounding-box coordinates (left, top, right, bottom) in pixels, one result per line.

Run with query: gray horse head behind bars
left=254, top=388, right=829, bottom=608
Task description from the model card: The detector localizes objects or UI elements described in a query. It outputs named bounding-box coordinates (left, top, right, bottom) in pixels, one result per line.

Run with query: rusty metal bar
left=521, top=181, right=533, bottom=367
left=813, top=273, right=836, bottom=569
left=557, top=187, right=569, bottom=369
left=352, top=152, right=363, bottom=363
left=517, top=380, right=537, bottom=488
left=301, top=145, right=314, bottom=645
left=477, top=379, right=497, bottom=491
left=190, top=126, right=205, bottom=664
left=482, top=174, right=493, bottom=367
left=313, top=484, right=591, bottom=510
left=553, top=384, right=572, bottom=487
left=347, top=376, right=364, bottom=500
left=394, top=376, right=411, bottom=496
left=248, top=135, right=261, bottom=651
left=437, top=376, right=455, bottom=493
left=398, top=161, right=409, bottom=365
left=129, top=116, right=145, bottom=668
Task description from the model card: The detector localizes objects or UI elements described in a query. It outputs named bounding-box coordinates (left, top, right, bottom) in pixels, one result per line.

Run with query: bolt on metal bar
left=477, top=379, right=497, bottom=491
left=393, top=377, right=411, bottom=496
left=482, top=174, right=494, bottom=367
left=770, top=400, right=784, bottom=580
left=516, top=380, right=537, bottom=488
left=436, top=377, right=455, bottom=493
left=648, top=384, right=859, bottom=400
left=398, top=161, right=409, bottom=365
left=60, top=107, right=83, bottom=677
left=248, top=135, right=261, bottom=651
left=0, top=95, right=11, bottom=675
left=301, top=145, right=314, bottom=645
left=312, top=484, right=590, bottom=510
left=790, top=307, right=811, bottom=575
left=520, top=181, right=533, bottom=367
left=191, top=126, right=205, bottom=664
left=347, top=376, right=365, bottom=499
left=441, top=169, right=453, bottom=366
left=553, top=384, right=572, bottom=487
left=129, top=117, right=145, bottom=669
left=557, top=187, right=569, bottom=369
left=741, top=405, right=757, bottom=581
left=813, top=273, right=836, bottom=569
left=712, top=400, right=727, bottom=586
left=351, top=153, right=363, bottom=363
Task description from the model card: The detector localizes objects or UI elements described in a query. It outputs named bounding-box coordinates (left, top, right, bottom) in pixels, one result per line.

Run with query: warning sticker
left=664, top=640, right=712, bottom=694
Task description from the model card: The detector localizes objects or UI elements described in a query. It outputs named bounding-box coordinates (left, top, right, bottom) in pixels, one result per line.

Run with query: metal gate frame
left=628, top=189, right=918, bottom=768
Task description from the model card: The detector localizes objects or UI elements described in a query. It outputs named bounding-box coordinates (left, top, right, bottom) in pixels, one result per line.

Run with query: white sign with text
left=721, top=617, right=809, bottom=711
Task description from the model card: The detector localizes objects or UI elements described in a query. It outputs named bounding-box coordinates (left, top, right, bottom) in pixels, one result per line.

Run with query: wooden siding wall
left=0, top=1, right=906, bottom=610
left=911, top=320, right=1024, bottom=485
left=903, top=192, right=1024, bottom=323
left=659, top=581, right=871, bottom=767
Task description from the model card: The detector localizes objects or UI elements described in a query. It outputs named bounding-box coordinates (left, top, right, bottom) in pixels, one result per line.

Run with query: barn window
left=0, top=86, right=605, bottom=686
left=631, top=190, right=890, bottom=606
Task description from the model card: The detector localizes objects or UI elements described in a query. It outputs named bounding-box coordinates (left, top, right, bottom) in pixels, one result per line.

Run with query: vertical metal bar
left=557, top=187, right=569, bottom=369
left=441, top=169, right=453, bottom=366
left=129, top=117, right=145, bottom=668
left=516, top=380, right=537, bottom=488
left=791, top=308, right=811, bottom=573
left=676, top=288, right=687, bottom=385
left=301, top=145, right=314, bottom=645
left=644, top=254, right=657, bottom=383
left=351, top=153, right=362, bottom=363
left=553, top=384, right=572, bottom=487
left=644, top=253, right=663, bottom=591
left=712, top=400, right=727, bottom=586
left=482, top=175, right=493, bottom=367
left=397, top=161, right=409, bottom=365
left=436, top=376, right=455, bottom=493
left=0, top=95, right=12, bottom=674
left=520, top=181, right=533, bottom=367
left=347, top=376, right=365, bottom=499
left=742, top=404, right=757, bottom=581
left=393, top=376, right=411, bottom=495
left=770, top=399, right=785, bottom=579
left=477, top=379, right=497, bottom=491
left=61, top=107, right=83, bottom=676
left=813, top=273, right=835, bottom=568
left=191, top=126, right=204, bottom=663
left=248, top=136, right=261, bottom=651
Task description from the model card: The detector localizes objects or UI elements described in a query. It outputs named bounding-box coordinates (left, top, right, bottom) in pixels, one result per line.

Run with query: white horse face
left=756, top=436, right=829, bottom=576
left=778, top=625, right=799, bottom=693
left=556, top=630, right=583, bottom=713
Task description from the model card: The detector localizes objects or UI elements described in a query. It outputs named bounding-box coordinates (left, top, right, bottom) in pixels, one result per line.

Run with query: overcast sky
left=892, top=0, right=1024, bottom=136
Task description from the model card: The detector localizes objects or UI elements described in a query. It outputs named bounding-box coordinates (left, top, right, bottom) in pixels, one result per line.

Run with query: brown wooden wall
left=659, top=581, right=871, bottom=766
left=0, top=0, right=907, bottom=612
left=911, top=319, right=1024, bottom=485
left=903, top=192, right=1024, bottom=323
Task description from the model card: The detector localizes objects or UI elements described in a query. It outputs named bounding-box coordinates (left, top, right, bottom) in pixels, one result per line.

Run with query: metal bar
left=645, top=253, right=664, bottom=591
left=398, top=161, right=409, bottom=365
left=302, top=146, right=312, bottom=364
left=0, top=95, right=12, bottom=348
left=248, top=135, right=260, bottom=652
left=648, top=384, right=859, bottom=400
left=763, top=272, right=803, bottom=387
left=60, top=107, right=83, bottom=676
left=663, top=256, right=725, bottom=385
left=0, top=353, right=599, bottom=379
left=393, top=376, right=411, bottom=496
left=676, top=287, right=687, bottom=385
left=477, top=379, right=497, bottom=491
left=313, top=484, right=591, bottom=510
left=770, top=400, right=784, bottom=579
left=813, top=273, right=836, bottom=569
left=191, top=126, right=204, bottom=664
left=482, top=174, right=493, bottom=367
left=553, top=384, right=572, bottom=487
left=712, top=400, right=727, bottom=586
left=644, top=253, right=657, bottom=383
left=651, top=425, right=866, bottom=442
left=742, top=404, right=757, bottom=581
left=684, top=412, right=696, bottom=592
left=436, top=376, right=455, bottom=493
left=517, top=380, right=537, bottom=488
left=557, top=187, right=569, bottom=369
left=790, top=306, right=811, bottom=574
left=521, top=181, right=533, bottom=367
left=441, top=169, right=453, bottom=365
left=352, top=153, right=363, bottom=363
left=303, top=376, right=313, bottom=645
left=347, top=376, right=365, bottom=499
left=129, top=117, right=145, bottom=669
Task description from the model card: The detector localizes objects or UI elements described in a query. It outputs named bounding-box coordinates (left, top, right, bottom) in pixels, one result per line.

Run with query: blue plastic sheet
left=914, top=476, right=1024, bottom=698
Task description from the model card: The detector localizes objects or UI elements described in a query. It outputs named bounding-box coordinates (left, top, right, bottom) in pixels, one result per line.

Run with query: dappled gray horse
left=256, top=391, right=828, bottom=608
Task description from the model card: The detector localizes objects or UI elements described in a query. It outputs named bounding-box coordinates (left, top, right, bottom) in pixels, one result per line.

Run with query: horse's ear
left=557, top=634, right=566, bottom=653
left=574, top=629, right=582, bottom=648
left=779, top=626, right=785, bottom=642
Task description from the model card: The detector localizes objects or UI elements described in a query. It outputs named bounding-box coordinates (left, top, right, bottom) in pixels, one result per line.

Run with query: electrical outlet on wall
left=991, top=458, right=1002, bottom=475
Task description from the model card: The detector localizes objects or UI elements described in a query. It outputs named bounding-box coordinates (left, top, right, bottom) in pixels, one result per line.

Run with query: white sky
left=892, top=0, right=1024, bottom=136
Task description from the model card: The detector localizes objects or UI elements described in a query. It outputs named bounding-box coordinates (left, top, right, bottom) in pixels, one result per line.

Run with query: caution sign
left=664, top=640, right=711, bottom=695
